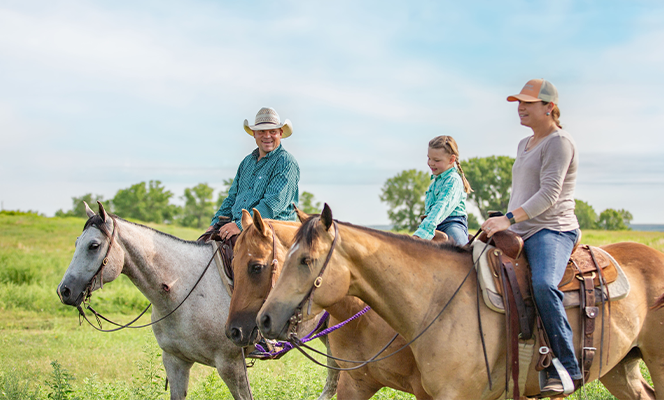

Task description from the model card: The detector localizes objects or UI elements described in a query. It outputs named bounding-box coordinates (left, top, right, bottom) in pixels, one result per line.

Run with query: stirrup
left=539, top=358, right=575, bottom=395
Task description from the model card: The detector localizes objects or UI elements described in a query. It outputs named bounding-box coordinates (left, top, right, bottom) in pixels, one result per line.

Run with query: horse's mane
left=84, top=214, right=208, bottom=247
left=295, top=216, right=470, bottom=254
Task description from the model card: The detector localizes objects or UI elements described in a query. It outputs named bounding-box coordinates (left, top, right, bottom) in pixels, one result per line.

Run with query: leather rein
left=283, top=220, right=479, bottom=372
left=76, top=216, right=221, bottom=332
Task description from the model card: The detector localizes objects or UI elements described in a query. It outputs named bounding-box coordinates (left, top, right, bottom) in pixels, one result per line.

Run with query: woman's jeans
left=436, top=215, right=469, bottom=246
left=524, top=228, right=582, bottom=380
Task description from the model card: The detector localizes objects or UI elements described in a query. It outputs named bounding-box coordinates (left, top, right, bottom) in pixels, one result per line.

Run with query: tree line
left=380, top=155, right=633, bottom=232
left=55, top=180, right=322, bottom=229
left=55, top=155, right=632, bottom=232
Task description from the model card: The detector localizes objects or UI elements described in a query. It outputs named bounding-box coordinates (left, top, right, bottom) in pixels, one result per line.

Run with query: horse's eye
left=88, top=242, right=100, bottom=251
left=300, top=257, right=312, bottom=266
left=250, top=264, right=265, bottom=275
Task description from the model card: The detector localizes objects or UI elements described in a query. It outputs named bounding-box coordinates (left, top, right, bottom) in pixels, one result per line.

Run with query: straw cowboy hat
left=243, top=107, right=293, bottom=138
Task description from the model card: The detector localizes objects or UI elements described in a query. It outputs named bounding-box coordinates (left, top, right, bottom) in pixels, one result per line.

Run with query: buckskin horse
left=226, top=208, right=431, bottom=399
left=56, top=202, right=336, bottom=400
left=258, top=204, right=664, bottom=400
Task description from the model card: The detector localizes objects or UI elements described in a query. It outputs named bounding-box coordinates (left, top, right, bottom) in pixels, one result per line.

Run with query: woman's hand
left=481, top=216, right=511, bottom=238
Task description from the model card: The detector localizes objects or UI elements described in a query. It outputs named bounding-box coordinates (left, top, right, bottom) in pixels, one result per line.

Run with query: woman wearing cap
left=481, top=79, right=581, bottom=396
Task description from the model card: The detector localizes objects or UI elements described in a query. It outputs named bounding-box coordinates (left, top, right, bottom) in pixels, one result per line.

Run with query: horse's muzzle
left=257, top=311, right=291, bottom=341
left=57, top=283, right=84, bottom=307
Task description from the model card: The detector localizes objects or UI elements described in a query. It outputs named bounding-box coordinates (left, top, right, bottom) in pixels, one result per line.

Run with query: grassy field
left=1, top=212, right=662, bottom=399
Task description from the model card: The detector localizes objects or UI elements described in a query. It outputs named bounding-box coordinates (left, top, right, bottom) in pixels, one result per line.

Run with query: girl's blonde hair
left=428, top=135, right=473, bottom=193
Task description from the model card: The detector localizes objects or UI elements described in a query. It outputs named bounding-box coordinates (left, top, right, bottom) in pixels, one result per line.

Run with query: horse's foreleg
left=316, top=336, right=340, bottom=400
left=216, top=347, right=253, bottom=400
left=162, top=351, right=194, bottom=400
left=600, top=348, right=655, bottom=400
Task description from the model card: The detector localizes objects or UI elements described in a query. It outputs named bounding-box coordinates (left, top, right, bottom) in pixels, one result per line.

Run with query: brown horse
left=258, top=204, right=664, bottom=400
left=226, top=209, right=432, bottom=400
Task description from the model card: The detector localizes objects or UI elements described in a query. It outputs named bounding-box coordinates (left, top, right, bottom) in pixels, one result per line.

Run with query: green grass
left=1, top=214, right=662, bottom=398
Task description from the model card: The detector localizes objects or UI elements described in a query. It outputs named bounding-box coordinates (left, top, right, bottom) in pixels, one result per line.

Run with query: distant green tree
left=216, top=178, right=235, bottom=209
left=618, top=209, right=634, bottom=227
left=180, top=183, right=215, bottom=229
left=575, top=199, right=598, bottom=230
left=55, top=193, right=104, bottom=218
left=467, top=213, right=480, bottom=230
left=460, top=156, right=515, bottom=219
left=380, top=169, right=430, bottom=232
left=112, top=180, right=177, bottom=223
left=597, top=208, right=632, bottom=231
left=300, top=191, right=321, bottom=214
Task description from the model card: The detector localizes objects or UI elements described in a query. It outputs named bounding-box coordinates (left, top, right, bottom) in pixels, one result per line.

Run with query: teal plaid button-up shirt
left=211, top=144, right=300, bottom=230
left=413, top=167, right=467, bottom=240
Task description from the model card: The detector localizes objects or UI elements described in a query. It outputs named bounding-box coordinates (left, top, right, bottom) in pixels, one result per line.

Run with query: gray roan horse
left=56, top=202, right=337, bottom=400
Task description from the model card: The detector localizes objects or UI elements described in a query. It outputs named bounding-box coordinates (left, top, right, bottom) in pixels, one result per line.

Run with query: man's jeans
left=523, top=228, right=582, bottom=380
left=436, top=215, right=469, bottom=246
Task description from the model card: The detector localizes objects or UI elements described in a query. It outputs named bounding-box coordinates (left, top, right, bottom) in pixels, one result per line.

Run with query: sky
left=1, top=0, right=663, bottom=225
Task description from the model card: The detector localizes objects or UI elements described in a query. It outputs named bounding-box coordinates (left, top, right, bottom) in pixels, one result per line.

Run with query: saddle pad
left=210, top=241, right=234, bottom=297
left=473, top=241, right=630, bottom=313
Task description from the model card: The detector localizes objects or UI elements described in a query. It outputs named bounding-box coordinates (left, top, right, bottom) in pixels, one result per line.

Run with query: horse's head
left=57, top=201, right=124, bottom=307
left=257, top=204, right=350, bottom=341
left=225, top=209, right=298, bottom=346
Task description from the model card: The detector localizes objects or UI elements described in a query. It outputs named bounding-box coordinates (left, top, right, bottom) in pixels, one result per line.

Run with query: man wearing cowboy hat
left=205, top=107, right=300, bottom=241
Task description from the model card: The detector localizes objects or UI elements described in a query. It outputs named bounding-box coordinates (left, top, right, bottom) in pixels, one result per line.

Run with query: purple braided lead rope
left=253, top=306, right=372, bottom=358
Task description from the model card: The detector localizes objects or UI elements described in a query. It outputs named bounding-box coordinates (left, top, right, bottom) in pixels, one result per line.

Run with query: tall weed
left=130, top=338, right=166, bottom=400
left=46, top=361, right=78, bottom=400
left=0, top=369, right=41, bottom=400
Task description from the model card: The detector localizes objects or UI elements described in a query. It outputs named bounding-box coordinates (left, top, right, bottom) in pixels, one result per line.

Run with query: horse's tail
left=651, top=293, right=664, bottom=310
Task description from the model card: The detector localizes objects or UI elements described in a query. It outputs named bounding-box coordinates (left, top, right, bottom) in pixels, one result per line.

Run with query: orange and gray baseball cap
left=507, top=79, right=558, bottom=103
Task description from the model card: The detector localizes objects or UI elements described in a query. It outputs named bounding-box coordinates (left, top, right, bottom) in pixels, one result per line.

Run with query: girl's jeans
left=435, top=215, right=469, bottom=246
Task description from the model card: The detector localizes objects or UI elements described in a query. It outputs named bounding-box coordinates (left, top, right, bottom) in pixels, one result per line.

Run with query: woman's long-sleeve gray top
left=508, top=129, right=580, bottom=240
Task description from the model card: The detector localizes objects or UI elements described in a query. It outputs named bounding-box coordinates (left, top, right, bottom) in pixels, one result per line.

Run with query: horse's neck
left=343, top=226, right=471, bottom=338
left=116, top=220, right=212, bottom=304
left=325, top=297, right=368, bottom=323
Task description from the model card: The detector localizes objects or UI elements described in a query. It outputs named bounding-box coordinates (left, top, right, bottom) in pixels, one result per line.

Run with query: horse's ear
left=321, top=203, right=333, bottom=231
left=252, top=208, right=269, bottom=237
left=241, top=209, right=253, bottom=230
left=97, top=201, right=108, bottom=222
left=84, top=201, right=96, bottom=218
left=294, top=204, right=309, bottom=223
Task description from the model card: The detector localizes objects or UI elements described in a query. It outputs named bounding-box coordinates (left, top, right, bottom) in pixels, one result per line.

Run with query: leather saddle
left=197, top=218, right=237, bottom=285
left=477, top=229, right=616, bottom=393
left=479, top=230, right=617, bottom=299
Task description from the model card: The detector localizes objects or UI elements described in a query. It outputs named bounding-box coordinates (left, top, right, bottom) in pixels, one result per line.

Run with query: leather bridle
left=266, top=222, right=280, bottom=291
left=87, top=215, right=118, bottom=295
left=75, top=216, right=221, bottom=333
left=286, top=220, right=340, bottom=339
left=282, top=220, right=480, bottom=372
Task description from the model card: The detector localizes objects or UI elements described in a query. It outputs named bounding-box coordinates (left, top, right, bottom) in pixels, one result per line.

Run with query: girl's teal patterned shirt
left=413, top=167, right=467, bottom=240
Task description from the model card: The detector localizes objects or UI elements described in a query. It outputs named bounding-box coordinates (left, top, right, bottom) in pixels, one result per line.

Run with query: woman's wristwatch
left=505, top=211, right=516, bottom=225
